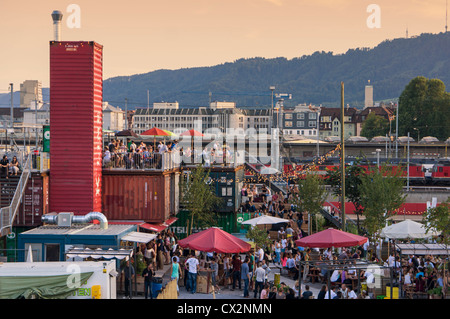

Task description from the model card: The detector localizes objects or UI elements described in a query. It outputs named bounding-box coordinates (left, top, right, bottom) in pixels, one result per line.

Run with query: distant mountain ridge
left=2, top=32, right=450, bottom=110
left=102, top=32, right=450, bottom=109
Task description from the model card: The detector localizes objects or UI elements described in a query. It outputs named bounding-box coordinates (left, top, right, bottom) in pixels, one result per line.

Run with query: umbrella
left=180, top=129, right=204, bottom=137
left=140, top=127, right=171, bottom=148
left=295, top=228, right=368, bottom=248
left=115, top=129, right=139, bottom=138
left=141, top=127, right=170, bottom=137
left=178, top=227, right=252, bottom=253
left=241, top=215, right=289, bottom=226
left=380, top=219, right=441, bottom=239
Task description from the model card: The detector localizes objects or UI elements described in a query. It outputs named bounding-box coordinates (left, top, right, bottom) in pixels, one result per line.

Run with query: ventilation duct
left=42, top=212, right=109, bottom=229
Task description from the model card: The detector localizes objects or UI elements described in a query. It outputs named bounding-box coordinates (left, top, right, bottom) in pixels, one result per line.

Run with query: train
left=282, top=157, right=450, bottom=186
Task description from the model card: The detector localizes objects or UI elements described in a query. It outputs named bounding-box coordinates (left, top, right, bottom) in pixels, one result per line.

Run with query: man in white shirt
left=253, top=263, right=266, bottom=299
left=185, top=255, right=200, bottom=294
left=256, top=246, right=265, bottom=263
left=324, top=286, right=338, bottom=299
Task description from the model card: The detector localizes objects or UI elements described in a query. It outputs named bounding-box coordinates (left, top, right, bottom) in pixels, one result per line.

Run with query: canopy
left=241, top=215, right=289, bottom=226
left=178, top=227, right=252, bottom=253
left=65, top=247, right=133, bottom=260
left=295, top=228, right=368, bottom=248
left=140, top=127, right=170, bottom=136
left=115, top=129, right=139, bottom=138
left=380, top=219, right=441, bottom=239
left=180, top=129, right=204, bottom=137
left=395, top=243, right=450, bottom=256
left=121, top=231, right=157, bottom=244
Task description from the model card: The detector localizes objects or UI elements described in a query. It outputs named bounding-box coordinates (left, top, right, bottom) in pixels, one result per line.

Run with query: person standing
left=241, top=257, right=250, bottom=298
left=170, top=256, right=182, bottom=294
left=142, top=263, right=154, bottom=299
left=231, top=254, right=242, bottom=291
left=185, top=254, right=199, bottom=294
left=253, top=262, right=266, bottom=299
left=0, top=155, right=9, bottom=179
left=122, top=260, right=135, bottom=299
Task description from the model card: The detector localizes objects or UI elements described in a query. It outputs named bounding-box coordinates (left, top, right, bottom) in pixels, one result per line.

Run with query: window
left=309, top=112, right=317, bottom=119
left=285, top=114, right=293, bottom=120
left=297, top=121, right=305, bottom=127
left=296, top=113, right=305, bottom=119
left=285, top=121, right=292, bottom=127
left=45, top=244, right=60, bottom=261
left=309, top=121, right=316, bottom=127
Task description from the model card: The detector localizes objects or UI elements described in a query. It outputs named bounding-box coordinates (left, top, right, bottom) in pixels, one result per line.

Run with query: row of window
left=284, top=112, right=317, bottom=120
left=285, top=121, right=317, bottom=128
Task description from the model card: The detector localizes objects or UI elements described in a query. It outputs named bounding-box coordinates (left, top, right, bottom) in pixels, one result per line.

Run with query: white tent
left=380, top=219, right=441, bottom=239
left=241, top=215, right=290, bottom=226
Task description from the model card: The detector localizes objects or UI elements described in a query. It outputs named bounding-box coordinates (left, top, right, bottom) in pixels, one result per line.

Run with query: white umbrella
left=241, top=215, right=290, bottom=226
left=26, top=245, right=33, bottom=263
left=380, top=219, right=441, bottom=239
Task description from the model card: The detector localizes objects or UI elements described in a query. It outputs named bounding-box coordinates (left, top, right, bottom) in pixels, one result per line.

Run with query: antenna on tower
left=446, top=0, right=448, bottom=33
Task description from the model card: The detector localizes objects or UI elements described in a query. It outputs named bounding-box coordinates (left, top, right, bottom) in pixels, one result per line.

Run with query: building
left=102, top=102, right=124, bottom=132
left=365, top=80, right=374, bottom=108
left=319, top=107, right=358, bottom=140
left=20, top=80, right=43, bottom=108
left=280, top=103, right=320, bottom=137
left=355, top=104, right=396, bottom=136
left=131, top=101, right=272, bottom=135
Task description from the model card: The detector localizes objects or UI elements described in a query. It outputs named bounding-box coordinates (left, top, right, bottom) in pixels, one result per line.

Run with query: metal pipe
left=42, top=211, right=109, bottom=229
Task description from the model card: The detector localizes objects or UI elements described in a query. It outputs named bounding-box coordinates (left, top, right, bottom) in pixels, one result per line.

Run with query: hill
left=103, top=32, right=450, bottom=109
left=3, top=32, right=450, bottom=110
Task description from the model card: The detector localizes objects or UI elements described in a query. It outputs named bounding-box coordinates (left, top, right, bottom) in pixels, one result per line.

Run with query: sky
left=0, top=0, right=448, bottom=93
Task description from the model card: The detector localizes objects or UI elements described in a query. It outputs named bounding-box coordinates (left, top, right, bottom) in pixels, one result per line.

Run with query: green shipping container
left=170, top=210, right=236, bottom=239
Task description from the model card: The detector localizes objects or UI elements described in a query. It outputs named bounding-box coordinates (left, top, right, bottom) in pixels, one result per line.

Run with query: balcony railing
left=102, top=150, right=245, bottom=171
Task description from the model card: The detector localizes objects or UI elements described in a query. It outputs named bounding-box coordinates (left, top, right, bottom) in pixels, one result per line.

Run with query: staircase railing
left=0, top=154, right=31, bottom=237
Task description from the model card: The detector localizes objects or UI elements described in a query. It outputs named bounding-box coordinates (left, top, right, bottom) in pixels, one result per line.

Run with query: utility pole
left=125, top=98, right=128, bottom=130
left=395, top=101, right=399, bottom=158
left=340, top=82, right=346, bottom=231
left=9, top=83, right=13, bottom=129
left=147, top=90, right=150, bottom=129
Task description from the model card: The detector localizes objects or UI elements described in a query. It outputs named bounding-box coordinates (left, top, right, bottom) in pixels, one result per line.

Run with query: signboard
left=43, top=125, right=50, bottom=152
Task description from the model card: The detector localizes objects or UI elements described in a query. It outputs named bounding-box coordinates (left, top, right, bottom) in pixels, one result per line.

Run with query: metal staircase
left=0, top=155, right=31, bottom=237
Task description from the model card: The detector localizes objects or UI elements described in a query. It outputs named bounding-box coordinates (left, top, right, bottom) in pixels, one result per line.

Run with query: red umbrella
left=180, top=129, right=204, bottom=137
left=141, top=127, right=170, bottom=136
left=295, top=228, right=368, bottom=248
left=178, top=227, right=252, bottom=253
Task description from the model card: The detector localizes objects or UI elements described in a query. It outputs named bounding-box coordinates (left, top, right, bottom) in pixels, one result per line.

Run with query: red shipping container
left=102, top=171, right=177, bottom=223
left=13, top=173, right=49, bottom=227
left=49, top=41, right=103, bottom=214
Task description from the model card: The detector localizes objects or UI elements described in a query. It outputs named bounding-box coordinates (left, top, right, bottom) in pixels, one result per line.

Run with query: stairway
left=0, top=176, right=21, bottom=208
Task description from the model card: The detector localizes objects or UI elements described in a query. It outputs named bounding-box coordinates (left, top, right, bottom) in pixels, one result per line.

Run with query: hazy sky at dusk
left=0, top=0, right=448, bottom=92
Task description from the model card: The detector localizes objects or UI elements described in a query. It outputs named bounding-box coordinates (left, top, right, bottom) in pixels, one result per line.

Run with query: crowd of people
left=103, top=138, right=236, bottom=169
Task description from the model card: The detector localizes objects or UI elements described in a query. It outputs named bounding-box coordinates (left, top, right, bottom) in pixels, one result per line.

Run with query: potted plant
left=427, top=286, right=442, bottom=299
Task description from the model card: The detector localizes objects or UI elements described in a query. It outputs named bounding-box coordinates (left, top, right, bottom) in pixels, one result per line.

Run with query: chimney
left=51, top=10, right=63, bottom=41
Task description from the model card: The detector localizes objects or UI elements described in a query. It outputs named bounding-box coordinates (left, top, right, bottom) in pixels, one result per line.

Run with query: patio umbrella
left=140, top=127, right=171, bottom=148
left=241, top=215, right=289, bottom=227
left=180, top=129, right=204, bottom=152
left=180, top=129, right=204, bottom=137
left=115, top=129, right=139, bottom=138
left=380, top=219, right=441, bottom=239
left=178, top=227, right=252, bottom=253
left=295, top=228, right=368, bottom=248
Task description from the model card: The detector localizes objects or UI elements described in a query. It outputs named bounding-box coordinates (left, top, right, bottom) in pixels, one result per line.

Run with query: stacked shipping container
left=49, top=41, right=103, bottom=214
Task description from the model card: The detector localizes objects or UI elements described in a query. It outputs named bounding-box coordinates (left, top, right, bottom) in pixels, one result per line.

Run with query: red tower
left=49, top=41, right=103, bottom=214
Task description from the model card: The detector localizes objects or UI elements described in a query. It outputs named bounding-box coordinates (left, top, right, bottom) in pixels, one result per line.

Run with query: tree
left=246, top=226, right=272, bottom=251
left=398, top=76, right=450, bottom=140
left=360, top=112, right=389, bottom=139
left=359, top=165, right=406, bottom=236
left=180, top=165, right=222, bottom=236
left=290, top=171, right=328, bottom=234
left=422, top=199, right=450, bottom=245
left=326, top=160, right=367, bottom=234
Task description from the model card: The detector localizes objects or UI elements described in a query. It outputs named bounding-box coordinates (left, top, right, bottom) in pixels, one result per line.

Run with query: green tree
left=398, top=76, right=450, bottom=140
left=246, top=226, right=272, bottom=251
left=180, top=165, right=222, bottom=236
left=422, top=199, right=450, bottom=245
left=359, top=165, right=406, bottom=236
left=290, top=171, right=328, bottom=234
left=360, top=112, right=389, bottom=139
left=326, top=160, right=367, bottom=234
